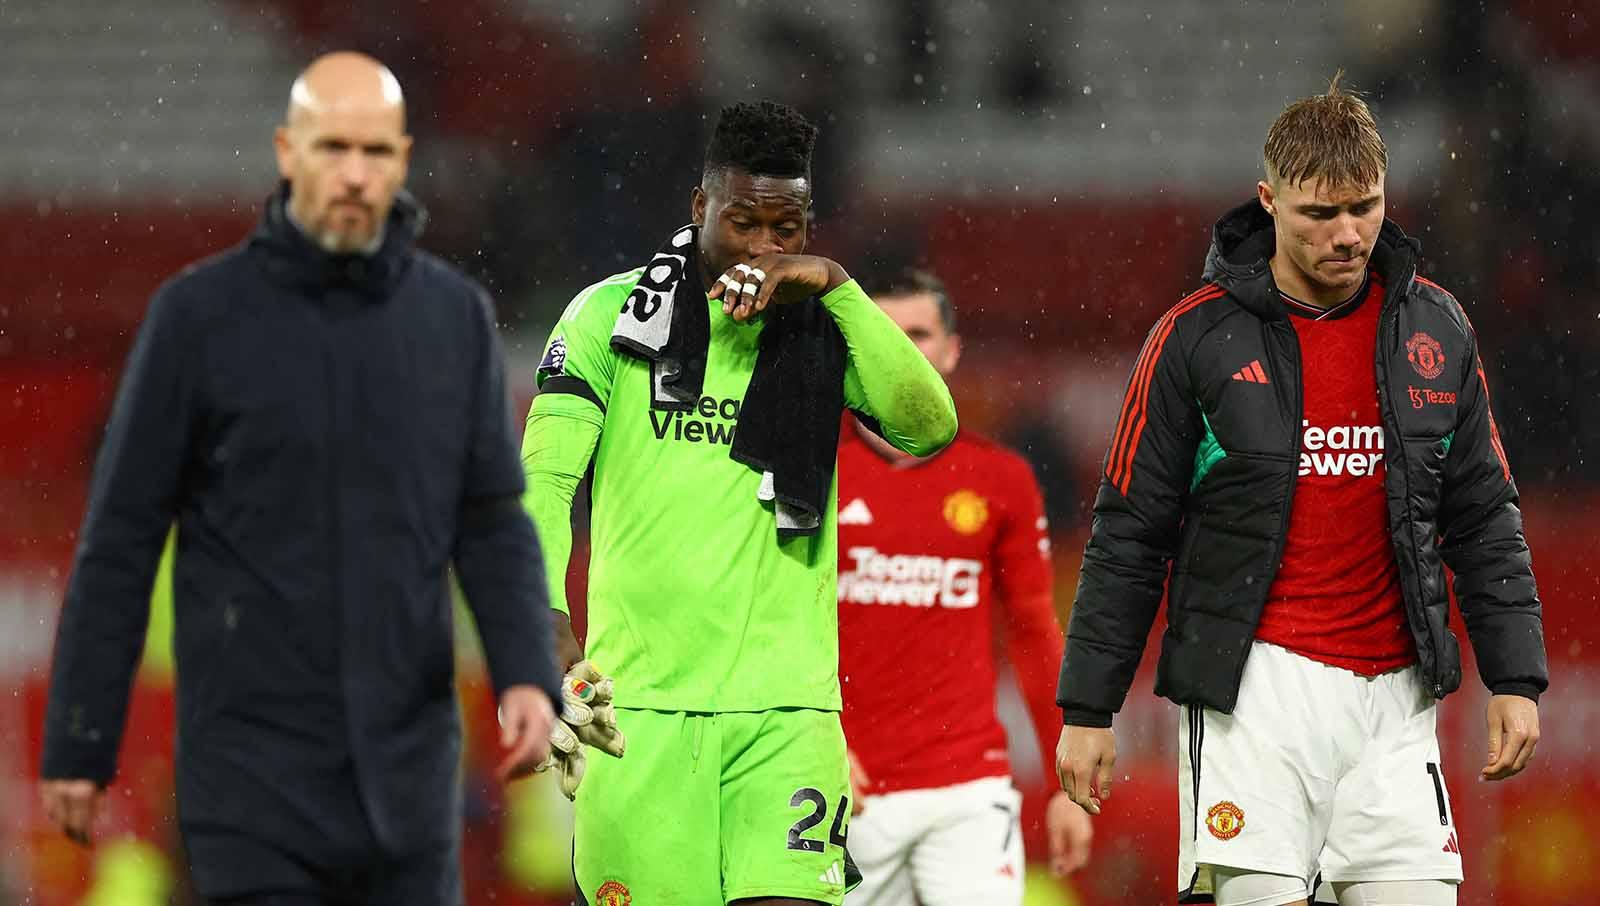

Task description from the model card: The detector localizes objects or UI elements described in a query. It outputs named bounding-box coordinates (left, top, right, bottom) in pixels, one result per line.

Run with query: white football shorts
left=1178, top=641, right=1463, bottom=903
left=847, top=775, right=1025, bottom=906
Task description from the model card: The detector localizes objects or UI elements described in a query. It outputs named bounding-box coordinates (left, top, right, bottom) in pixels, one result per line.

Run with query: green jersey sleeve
left=534, top=268, right=642, bottom=412
left=519, top=409, right=600, bottom=616
left=522, top=270, right=641, bottom=614
left=828, top=279, right=958, bottom=457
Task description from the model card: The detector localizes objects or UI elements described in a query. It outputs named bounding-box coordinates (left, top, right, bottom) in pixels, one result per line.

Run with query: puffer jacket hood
left=1200, top=198, right=1421, bottom=321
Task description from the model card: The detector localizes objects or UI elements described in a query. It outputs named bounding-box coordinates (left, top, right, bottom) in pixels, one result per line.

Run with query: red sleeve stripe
left=1106, top=285, right=1224, bottom=496
left=1106, top=285, right=1222, bottom=494
left=1416, top=276, right=1511, bottom=482
left=1414, top=275, right=1451, bottom=296
left=1475, top=357, right=1512, bottom=482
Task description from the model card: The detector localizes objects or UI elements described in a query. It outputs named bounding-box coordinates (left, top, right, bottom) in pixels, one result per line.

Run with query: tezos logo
left=1406, top=386, right=1457, bottom=410
left=1406, top=332, right=1445, bottom=380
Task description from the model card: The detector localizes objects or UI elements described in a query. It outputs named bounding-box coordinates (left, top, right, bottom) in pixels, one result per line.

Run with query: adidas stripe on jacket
left=1057, top=200, right=1548, bottom=726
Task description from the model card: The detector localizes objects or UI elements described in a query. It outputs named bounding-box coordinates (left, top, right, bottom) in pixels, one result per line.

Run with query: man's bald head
left=285, top=51, right=406, bottom=133
left=274, top=52, right=412, bottom=254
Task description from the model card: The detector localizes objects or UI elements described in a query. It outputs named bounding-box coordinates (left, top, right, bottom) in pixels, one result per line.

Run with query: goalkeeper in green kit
left=521, top=101, right=958, bottom=906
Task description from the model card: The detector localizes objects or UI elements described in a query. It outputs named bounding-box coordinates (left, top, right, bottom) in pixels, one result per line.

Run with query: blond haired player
left=1056, top=74, right=1546, bottom=906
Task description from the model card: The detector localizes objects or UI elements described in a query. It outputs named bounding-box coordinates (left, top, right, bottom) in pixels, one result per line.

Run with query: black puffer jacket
left=1058, top=200, right=1547, bottom=726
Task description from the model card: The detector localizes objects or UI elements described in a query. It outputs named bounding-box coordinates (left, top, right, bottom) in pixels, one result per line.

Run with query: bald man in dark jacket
left=39, top=52, right=561, bottom=906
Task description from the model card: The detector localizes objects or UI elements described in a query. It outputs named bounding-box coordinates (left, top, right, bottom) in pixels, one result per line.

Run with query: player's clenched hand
left=496, top=685, right=557, bottom=782
left=1057, top=724, right=1116, bottom=816
left=1046, top=790, right=1094, bottom=877
left=1482, top=694, right=1540, bottom=781
left=535, top=661, right=626, bottom=799
left=708, top=254, right=849, bottom=323
left=41, top=779, right=105, bottom=847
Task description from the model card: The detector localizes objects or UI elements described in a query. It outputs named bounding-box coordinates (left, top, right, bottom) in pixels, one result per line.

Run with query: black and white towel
left=610, top=224, right=708, bottom=410
left=610, top=224, right=847, bottom=536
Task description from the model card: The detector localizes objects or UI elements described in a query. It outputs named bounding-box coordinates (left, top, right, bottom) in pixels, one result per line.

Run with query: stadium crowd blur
left=1, top=0, right=1595, bottom=903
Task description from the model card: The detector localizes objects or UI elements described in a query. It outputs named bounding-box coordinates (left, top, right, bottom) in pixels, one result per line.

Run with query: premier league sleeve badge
left=539, top=336, right=568, bottom=378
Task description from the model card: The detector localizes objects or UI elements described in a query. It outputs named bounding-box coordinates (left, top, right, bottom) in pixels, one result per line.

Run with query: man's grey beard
left=287, top=200, right=384, bottom=256
left=314, top=226, right=385, bottom=256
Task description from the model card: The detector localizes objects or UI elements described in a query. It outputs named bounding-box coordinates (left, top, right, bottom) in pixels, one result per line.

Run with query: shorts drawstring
left=689, top=714, right=705, bottom=771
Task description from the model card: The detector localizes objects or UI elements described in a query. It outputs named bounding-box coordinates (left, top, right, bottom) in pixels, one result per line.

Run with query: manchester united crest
left=1405, top=332, right=1445, bottom=380
left=1206, top=801, right=1245, bottom=840
left=942, top=489, right=989, bottom=535
left=595, top=880, right=631, bottom=906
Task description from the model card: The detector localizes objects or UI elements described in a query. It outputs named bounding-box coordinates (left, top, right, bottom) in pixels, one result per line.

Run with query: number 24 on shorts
left=787, top=788, right=849, bottom=852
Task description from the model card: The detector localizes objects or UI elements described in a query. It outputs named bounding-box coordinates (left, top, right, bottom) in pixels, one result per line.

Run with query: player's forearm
left=1058, top=543, right=1166, bottom=726
left=520, top=400, right=602, bottom=615
left=44, top=286, right=195, bottom=782
left=42, top=486, right=172, bottom=780
left=1025, top=658, right=1071, bottom=758
left=523, top=469, right=577, bottom=616
left=455, top=496, right=563, bottom=701
left=823, top=280, right=957, bottom=456
left=41, top=557, right=158, bottom=783
left=1006, top=592, right=1069, bottom=764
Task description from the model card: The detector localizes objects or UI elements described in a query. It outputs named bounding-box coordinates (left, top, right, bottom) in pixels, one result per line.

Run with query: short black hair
left=703, top=101, right=818, bottom=182
left=858, top=267, right=957, bottom=334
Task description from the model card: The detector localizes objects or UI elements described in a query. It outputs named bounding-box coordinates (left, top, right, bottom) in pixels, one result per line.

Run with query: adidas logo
left=839, top=498, right=874, bottom=525
left=819, top=861, right=846, bottom=886
left=1231, top=360, right=1270, bottom=384
left=1442, top=831, right=1460, bottom=854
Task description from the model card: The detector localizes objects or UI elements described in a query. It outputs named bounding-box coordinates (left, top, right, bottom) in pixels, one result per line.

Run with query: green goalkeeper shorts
left=573, top=707, right=856, bottom=905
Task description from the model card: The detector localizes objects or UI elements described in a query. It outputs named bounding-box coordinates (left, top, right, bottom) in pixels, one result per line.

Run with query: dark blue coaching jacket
left=41, top=184, right=562, bottom=893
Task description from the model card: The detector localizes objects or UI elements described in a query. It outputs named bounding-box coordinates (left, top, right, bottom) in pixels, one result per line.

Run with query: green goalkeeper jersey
left=523, top=269, right=955, bottom=713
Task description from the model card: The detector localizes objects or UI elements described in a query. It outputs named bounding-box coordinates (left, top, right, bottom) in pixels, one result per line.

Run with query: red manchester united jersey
left=837, top=423, right=1062, bottom=795
left=1256, top=275, right=1417, bottom=674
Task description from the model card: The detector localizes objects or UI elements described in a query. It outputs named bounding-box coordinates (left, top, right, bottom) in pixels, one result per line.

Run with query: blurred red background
left=3, top=0, right=1595, bottom=902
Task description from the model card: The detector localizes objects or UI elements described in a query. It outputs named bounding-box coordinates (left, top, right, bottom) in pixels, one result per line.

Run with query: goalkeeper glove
left=537, top=660, right=625, bottom=799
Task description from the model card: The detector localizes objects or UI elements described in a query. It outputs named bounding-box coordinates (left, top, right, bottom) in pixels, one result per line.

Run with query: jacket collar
left=248, top=181, right=426, bottom=300
left=1200, top=198, right=1420, bottom=320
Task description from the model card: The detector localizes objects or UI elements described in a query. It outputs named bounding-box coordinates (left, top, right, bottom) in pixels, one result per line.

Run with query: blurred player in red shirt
left=837, top=268, right=1092, bottom=904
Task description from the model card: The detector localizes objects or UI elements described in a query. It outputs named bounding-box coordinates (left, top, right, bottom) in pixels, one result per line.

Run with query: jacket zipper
left=1235, top=318, right=1303, bottom=695
left=1377, top=299, right=1444, bottom=697
left=323, top=301, right=360, bottom=783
